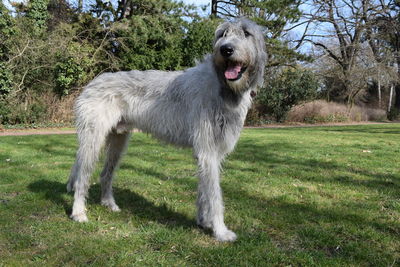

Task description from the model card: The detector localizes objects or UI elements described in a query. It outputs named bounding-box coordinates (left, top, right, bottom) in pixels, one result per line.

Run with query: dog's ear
left=252, top=23, right=267, bottom=89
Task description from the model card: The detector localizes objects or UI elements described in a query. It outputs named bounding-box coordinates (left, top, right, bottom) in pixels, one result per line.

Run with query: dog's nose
left=220, top=44, right=234, bottom=58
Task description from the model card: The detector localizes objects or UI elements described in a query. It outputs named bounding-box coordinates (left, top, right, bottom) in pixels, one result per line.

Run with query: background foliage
left=257, top=68, right=319, bottom=122
left=0, top=0, right=399, bottom=126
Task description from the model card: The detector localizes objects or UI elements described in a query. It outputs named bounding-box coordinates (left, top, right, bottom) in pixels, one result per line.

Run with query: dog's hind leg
left=100, top=131, right=131, bottom=212
left=68, top=125, right=109, bottom=222
left=196, top=152, right=237, bottom=242
left=67, top=160, right=79, bottom=193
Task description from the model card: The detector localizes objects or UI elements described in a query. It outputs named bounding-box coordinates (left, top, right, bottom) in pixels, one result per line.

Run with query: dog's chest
left=216, top=105, right=248, bottom=154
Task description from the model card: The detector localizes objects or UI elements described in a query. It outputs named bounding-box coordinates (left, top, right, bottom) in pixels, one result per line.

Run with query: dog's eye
left=244, top=30, right=251, bottom=38
left=217, top=30, right=226, bottom=39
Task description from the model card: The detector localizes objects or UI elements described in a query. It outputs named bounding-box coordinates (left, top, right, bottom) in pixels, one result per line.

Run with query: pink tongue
left=224, top=65, right=242, bottom=80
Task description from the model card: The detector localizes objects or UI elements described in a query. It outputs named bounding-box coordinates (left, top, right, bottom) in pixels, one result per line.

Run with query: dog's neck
left=219, top=84, right=243, bottom=106
left=211, top=59, right=255, bottom=107
left=211, top=65, right=242, bottom=106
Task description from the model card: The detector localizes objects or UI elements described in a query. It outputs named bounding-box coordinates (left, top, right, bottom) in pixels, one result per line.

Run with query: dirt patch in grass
left=0, top=128, right=76, bottom=136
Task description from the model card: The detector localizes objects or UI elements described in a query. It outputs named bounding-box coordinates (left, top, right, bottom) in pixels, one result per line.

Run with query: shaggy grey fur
left=67, top=18, right=266, bottom=242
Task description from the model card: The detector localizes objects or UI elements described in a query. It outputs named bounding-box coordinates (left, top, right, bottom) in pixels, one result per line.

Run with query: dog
left=67, top=18, right=266, bottom=242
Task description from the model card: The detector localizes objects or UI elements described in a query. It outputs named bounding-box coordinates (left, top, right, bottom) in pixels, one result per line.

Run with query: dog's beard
left=223, top=62, right=249, bottom=94
left=214, top=58, right=250, bottom=94
left=225, top=71, right=249, bottom=94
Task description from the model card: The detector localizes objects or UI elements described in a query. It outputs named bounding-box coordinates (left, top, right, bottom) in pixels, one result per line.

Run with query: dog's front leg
left=196, top=152, right=237, bottom=242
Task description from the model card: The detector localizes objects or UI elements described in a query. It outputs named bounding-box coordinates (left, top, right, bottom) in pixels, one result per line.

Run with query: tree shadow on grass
left=27, top=180, right=196, bottom=229
left=231, top=139, right=400, bottom=196
left=227, top=181, right=399, bottom=233
left=321, top=125, right=400, bottom=134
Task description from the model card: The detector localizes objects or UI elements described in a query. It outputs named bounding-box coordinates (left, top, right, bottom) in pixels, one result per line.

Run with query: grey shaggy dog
left=67, top=18, right=266, bottom=242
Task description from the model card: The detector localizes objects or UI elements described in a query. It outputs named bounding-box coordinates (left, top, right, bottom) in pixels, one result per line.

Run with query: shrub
left=287, top=100, right=387, bottom=123
left=0, top=98, right=11, bottom=124
left=0, top=96, right=48, bottom=125
left=387, top=107, right=400, bottom=121
left=245, top=106, right=274, bottom=126
left=257, top=68, right=319, bottom=122
left=54, top=56, right=85, bottom=96
left=0, top=63, right=13, bottom=95
left=362, top=107, right=387, bottom=121
left=245, top=107, right=262, bottom=126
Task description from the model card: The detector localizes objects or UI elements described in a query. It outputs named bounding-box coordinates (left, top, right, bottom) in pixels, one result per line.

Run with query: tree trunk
left=344, top=77, right=354, bottom=111
left=211, top=0, right=218, bottom=17
left=378, top=79, right=382, bottom=108
left=388, top=85, right=394, bottom=112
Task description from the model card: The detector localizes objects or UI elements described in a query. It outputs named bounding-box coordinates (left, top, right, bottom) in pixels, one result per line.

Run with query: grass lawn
left=0, top=124, right=399, bottom=266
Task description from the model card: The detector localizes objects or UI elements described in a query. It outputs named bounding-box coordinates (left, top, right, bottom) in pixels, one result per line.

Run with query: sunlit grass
left=1, top=124, right=399, bottom=266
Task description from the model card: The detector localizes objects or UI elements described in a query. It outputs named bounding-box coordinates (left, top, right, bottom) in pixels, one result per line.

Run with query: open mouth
left=224, top=61, right=247, bottom=81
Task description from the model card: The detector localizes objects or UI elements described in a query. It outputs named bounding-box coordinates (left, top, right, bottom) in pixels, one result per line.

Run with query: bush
left=245, top=106, right=274, bottom=126
left=0, top=63, right=13, bottom=95
left=257, top=68, right=319, bottom=122
left=387, top=107, right=400, bottom=121
left=287, top=100, right=387, bottom=123
left=0, top=96, right=48, bottom=125
left=54, top=56, right=85, bottom=96
left=0, top=98, right=11, bottom=124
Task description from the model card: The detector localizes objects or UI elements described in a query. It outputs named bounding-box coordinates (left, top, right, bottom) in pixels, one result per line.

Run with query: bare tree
left=299, top=0, right=371, bottom=106
left=366, top=0, right=400, bottom=111
left=298, top=0, right=398, bottom=109
left=211, top=0, right=250, bottom=17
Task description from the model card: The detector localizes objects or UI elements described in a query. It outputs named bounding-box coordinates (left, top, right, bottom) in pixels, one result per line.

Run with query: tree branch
left=7, top=40, right=30, bottom=63
left=305, top=38, right=343, bottom=67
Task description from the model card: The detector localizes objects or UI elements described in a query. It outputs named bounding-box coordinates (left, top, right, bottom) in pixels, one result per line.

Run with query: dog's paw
left=70, top=213, right=88, bottom=222
left=101, top=199, right=121, bottom=212
left=215, top=229, right=237, bottom=242
left=110, top=205, right=121, bottom=212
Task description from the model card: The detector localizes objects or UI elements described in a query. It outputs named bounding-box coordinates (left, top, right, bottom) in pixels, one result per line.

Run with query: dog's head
left=213, top=18, right=267, bottom=95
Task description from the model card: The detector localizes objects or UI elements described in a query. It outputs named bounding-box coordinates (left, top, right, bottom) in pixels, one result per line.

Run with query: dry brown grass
left=1, top=91, right=78, bottom=126
left=287, top=100, right=387, bottom=123
left=41, top=91, right=79, bottom=123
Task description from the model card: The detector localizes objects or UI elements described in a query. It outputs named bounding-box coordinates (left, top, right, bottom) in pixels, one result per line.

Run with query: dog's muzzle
left=219, top=44, right=247, bottom=81
left=220, top=44, right=234, bottom=58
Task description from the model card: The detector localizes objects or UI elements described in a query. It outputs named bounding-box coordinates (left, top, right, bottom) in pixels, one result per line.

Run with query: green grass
left=1, top=124, right=399, bottom=266
left=2, top=122, right=73, bottom=130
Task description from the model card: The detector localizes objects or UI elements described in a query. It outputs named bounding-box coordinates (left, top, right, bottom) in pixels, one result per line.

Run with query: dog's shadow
left=28, top=179, right=196, bottom=229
